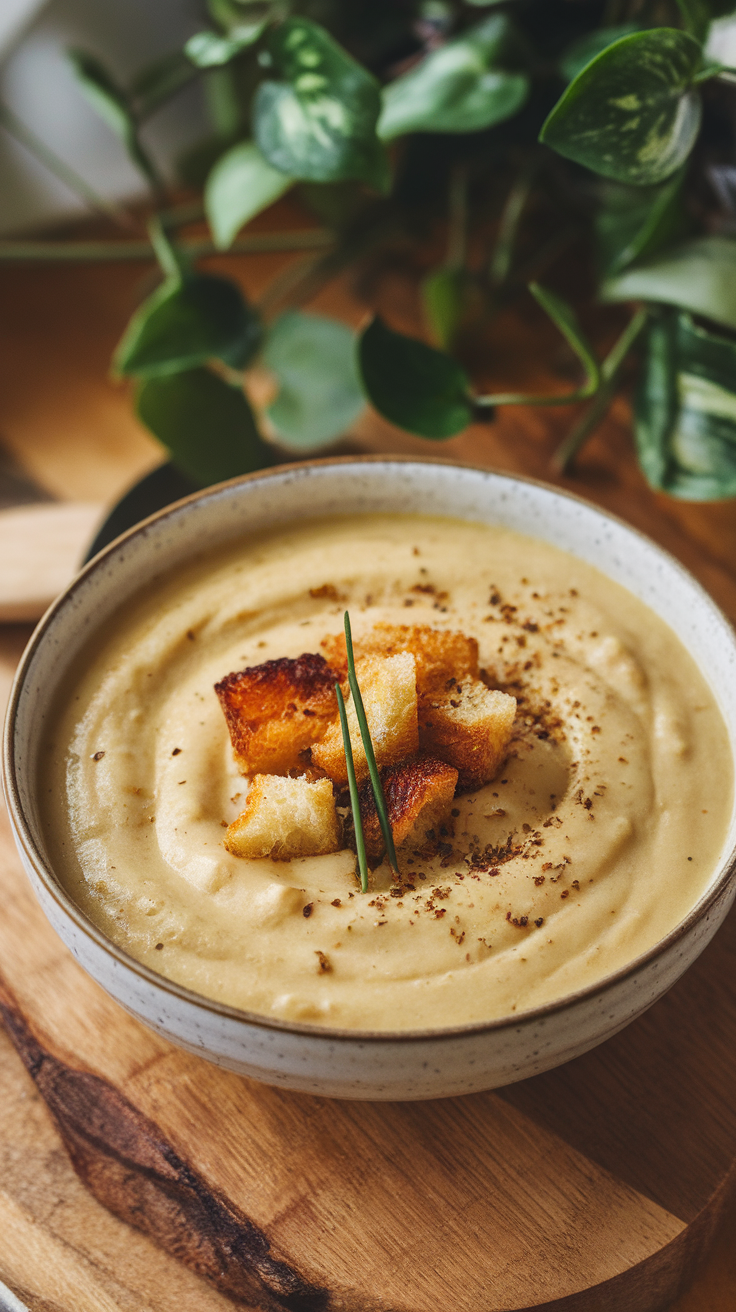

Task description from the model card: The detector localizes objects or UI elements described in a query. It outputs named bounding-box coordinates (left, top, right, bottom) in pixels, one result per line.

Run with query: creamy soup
left=42, top=515, right=733, bottom=1030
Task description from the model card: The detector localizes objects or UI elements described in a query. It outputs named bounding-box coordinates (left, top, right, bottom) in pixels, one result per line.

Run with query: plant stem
left=489, top=160, right=535, bottom=286
left=126, top=130, right=168, bottom=205
left=148, top=214, right=187, bottom=280
left=475, top=281, right=601, bottom=410
left=0, top=230, right=335, bottom=263
left=553, top=307, right=649, bottom=472
left=344, top=612, right=400, bottom=879
left=0, top=101, right=135, bottom=231
left=335, top=683, right=369, bottom=894
left=552, top=383, right=617, bottom=473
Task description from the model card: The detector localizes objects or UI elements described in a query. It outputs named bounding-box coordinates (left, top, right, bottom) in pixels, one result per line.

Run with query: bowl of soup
left=4, top=457, right=736, bottom=1098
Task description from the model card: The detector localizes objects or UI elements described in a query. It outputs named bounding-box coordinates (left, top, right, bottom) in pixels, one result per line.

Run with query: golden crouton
left=358, top=755, right=458, bottom=866
left=225, top=774, right=340, bottom=860
left=311, top=652, right=419, bottom=786
left=321, top=623, right=478, bottom=698
left=420, top=677, right=516, bottom=792
left=215, top=653, right=338, bottom=776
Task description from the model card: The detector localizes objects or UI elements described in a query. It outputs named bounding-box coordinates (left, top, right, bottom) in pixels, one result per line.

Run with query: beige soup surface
left=42, top=515, right=733, bottom=1030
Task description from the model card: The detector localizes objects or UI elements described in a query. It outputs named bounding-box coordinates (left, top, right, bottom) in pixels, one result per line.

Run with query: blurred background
left=0, top=0, right=204, bottom=234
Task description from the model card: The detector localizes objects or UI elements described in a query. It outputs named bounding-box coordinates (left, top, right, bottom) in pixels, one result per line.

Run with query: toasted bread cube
left=358, top=756, right=459, bottom=866
left=215, top=653, right=338, bottom=777
left=321, top=623, right=478, bottom=698
left=312, top=652, right=419, bottom=786
left=420, top=677, right=516, bottom=792
left=225, top=774, right=340, bottom=860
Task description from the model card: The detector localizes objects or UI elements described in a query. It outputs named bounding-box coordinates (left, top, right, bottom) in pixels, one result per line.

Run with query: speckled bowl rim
left=4, top=454, right=736, bottom=1044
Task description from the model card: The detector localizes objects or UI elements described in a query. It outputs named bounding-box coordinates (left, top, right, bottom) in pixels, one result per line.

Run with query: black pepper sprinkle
left=172, top=748, right=182, bottom=756
left=303, top=903, right=314, bottom=918
left=91, top=751, right=105, bottom=761
left=155, top=943, right=164, bottom=950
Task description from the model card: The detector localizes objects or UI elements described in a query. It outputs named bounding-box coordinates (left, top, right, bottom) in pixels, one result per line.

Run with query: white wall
left=0, top=0, right=207, bottom=234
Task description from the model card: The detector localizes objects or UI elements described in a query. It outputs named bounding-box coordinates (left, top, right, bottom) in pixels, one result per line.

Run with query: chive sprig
left=343, top=611, right=400, bottom=880
left=335, top=682, right=369, bottom=894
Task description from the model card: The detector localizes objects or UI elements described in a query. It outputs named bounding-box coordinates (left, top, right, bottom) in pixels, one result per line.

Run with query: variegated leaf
left=253, top=18, right=388, bottom=187
left=540, top=29, right=702, bottom=186
left=635, top=310, right=736, bottom=499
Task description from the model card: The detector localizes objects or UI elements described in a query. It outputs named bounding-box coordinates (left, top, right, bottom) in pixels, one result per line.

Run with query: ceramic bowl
left=5, top=457, right=736, bottom=1100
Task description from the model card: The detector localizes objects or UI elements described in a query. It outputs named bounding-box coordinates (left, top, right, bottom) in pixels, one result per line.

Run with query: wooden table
left=2, top=216, right=736, bottom=1310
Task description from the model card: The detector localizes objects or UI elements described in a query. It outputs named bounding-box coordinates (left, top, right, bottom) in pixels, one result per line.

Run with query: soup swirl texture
left=43, top=515, right=733, bottom=1030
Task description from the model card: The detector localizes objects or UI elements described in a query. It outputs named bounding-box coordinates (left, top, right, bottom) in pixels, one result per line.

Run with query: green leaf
left=263, top=311, right=364, bottom=448
left=601, top=236, right=736, bottom=332
left=136, top=367, right=271, bottom=485
left=559, top=24, right=641, bottom=84
left=67, top=50, right=132, bottom=138
left=635, top=310, right=736, bottom=499
left=205, top=140, right=293, bottom=249
left=67, top=49, right=157, bottom=186
left=595, top=167, right=686, bottom=276
left=633, top=310, right=678, bottom=490
left=253, top=18, right=388, bottom=187
left=540, top=29, right=703, bottom=186
left=421, top=267, right=465, bottom=349
left=378, top=14, right=528, bottom=139
left=203, top=64, right=250, bottom=141
left=185, top=26, right=265, bottom=69
left=358, top=316, right=473, bottom=438
left=208, top=0, right=270, bottom=31
left=114, top=275, right=263, bottom=378
left=692, top=60, right=725, bottom=82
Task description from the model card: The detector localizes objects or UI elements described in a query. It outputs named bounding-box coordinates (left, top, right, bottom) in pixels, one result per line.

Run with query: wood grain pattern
left=0, top=1023, right=246, bottom=1312
left=0, top=503, right=102, bottom=621
left=2, top=214, right=736, bottom=1310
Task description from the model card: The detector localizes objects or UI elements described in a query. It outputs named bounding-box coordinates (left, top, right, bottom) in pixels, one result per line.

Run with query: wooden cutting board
left=2, top=439, right=736, bottom=1311
left=0, top=502, right=102, bottom=621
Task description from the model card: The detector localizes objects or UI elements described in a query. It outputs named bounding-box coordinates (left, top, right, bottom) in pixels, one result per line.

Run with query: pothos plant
left=21, top=0, right=736, bottom=503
